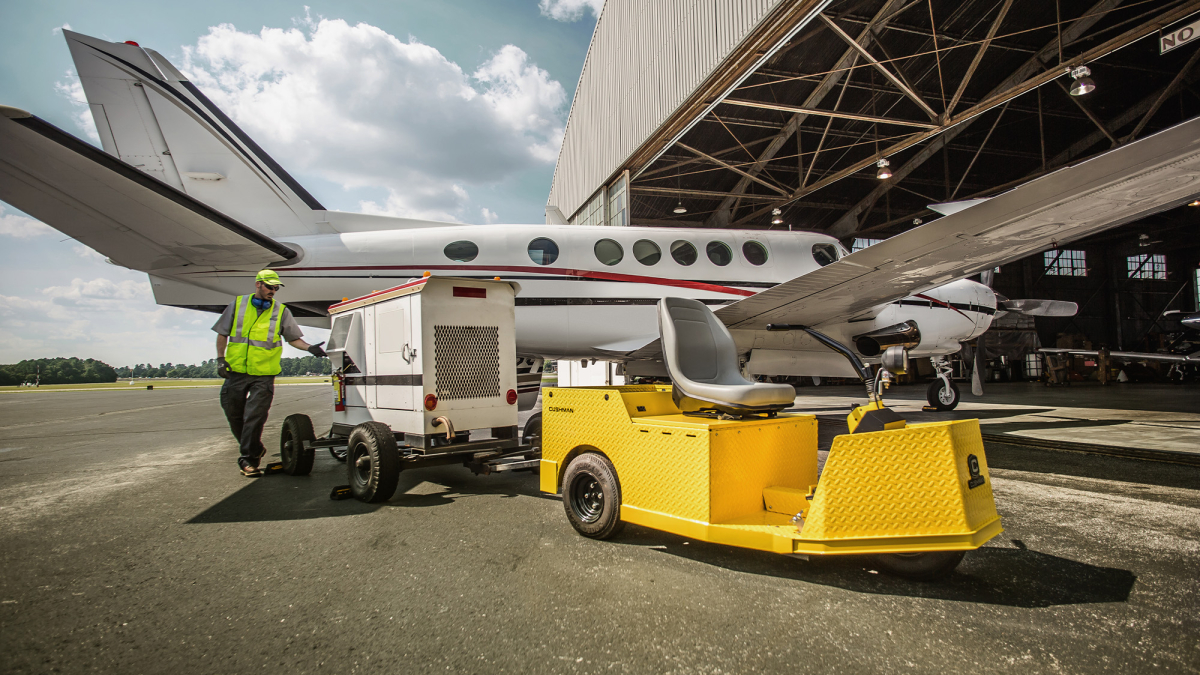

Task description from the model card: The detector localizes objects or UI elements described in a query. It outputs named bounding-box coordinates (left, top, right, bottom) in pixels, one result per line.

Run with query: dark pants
left=220, top=372, right=275, bottom=469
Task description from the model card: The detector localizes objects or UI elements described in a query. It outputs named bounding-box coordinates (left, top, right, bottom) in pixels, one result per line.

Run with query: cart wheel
left=522, top=412, right=541, bottom=475
left=561, top=453, right=624, bottom=540
left=926, top=379, right=960, bottom=411
left=330, top=446, right=348, bottom=462
left=280, top=414, right=316, bottom=476
left=871, top=551, right=965, bottom=581
left=346, top=422, right=400, bottom=503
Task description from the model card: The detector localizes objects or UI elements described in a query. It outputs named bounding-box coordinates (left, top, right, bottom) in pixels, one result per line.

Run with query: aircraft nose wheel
left=926, top=379, right=960, bottom=411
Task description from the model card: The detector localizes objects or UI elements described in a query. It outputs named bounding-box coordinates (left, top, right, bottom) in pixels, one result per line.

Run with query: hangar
left=548, top=0, right=1200, bottom=382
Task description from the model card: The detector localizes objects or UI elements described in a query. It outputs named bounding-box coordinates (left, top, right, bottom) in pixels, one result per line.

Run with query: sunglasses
left=261, top=283, right=280, bottom=291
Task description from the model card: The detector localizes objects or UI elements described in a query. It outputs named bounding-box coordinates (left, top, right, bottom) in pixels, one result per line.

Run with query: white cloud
left=0, top=204, right=55, bottom=239
left=539, top=0, right=604, bottom=22
left=181, top=18, right=565, bottom=222
left=51, top=23, right=72, bottom=36
left=480, top=207, right=500, bottom=224
left=54, top=70, right=100, bottom=144
left=73, top=244, right=106, bottom=262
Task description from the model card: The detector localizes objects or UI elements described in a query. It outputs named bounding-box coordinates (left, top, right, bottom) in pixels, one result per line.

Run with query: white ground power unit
left=275, top=276, right=536, bottom=502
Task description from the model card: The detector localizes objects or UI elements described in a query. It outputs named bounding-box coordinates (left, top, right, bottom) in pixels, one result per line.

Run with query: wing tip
left=0, top=105, right=32, bottom=119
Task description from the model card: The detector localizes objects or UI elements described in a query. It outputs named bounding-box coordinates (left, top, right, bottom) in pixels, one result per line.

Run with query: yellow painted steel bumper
left=541, top=386, right=1001, bottom=556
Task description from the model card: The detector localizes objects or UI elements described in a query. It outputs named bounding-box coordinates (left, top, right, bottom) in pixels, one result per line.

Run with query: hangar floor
left=0, top=383, right=1197, bottom=673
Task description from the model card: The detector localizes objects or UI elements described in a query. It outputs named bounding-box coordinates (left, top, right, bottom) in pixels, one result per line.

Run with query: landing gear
left=522, top=412, right=542, bottom=474
left=927, top=356, right=959, bottom=411
left=926, top=379, right=960, bottom=410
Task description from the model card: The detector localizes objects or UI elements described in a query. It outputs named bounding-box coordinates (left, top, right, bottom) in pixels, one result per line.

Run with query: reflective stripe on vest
left=224, top=295, right=286, bottom=376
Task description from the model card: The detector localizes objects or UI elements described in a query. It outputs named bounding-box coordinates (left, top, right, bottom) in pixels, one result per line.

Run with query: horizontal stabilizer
left=999, top=299, right=1078, bottom=317
left=0, top=108, right=296, bottom=270
left=927, top=198, right=990, bottom=216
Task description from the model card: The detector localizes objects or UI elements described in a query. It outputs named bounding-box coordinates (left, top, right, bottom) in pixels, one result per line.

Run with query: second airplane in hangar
left=2, top=31, right=1199, bottom=411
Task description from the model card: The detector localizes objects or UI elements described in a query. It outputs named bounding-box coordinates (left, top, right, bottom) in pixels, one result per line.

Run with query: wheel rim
left=568, top=471, right=604, bottom=523
left=351, top=443, right=372, bottom=486
left=938, top=384, right=955, bottom=406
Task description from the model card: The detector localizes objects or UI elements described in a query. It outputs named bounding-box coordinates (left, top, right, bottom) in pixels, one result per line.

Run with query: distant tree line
left=0, top=357, right=118, bottom=385
left=114, top=356, right=331, bottom=379
left=0, top=356, right=330, bottom=385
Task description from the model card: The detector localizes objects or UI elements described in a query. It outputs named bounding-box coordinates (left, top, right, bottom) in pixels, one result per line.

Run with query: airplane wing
left=716, top=115, right=1200, bottom=330
left=0, top=106, right=296, bottom=270
left=1039, top=348, right=1198, bottom=364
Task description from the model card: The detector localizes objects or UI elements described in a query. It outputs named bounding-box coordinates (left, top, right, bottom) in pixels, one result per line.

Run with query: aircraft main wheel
left=347, top=422, right=400, bottom=503
left=280, top=414, right=316, bottom=476
left=871, top=551, right=966, bottom=581
left=926, top=379, right=960, bottom=411
left=522, top=412, right=542, bottom=474
left=562, top=453, right=624, bottom=540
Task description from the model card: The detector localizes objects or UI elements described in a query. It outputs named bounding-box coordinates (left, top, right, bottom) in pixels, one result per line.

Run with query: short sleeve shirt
left=212, top=299, right=305, bottom=342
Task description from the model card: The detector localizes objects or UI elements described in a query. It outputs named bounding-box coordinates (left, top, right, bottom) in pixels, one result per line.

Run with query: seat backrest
left=659, top=297, right=743, bottom=385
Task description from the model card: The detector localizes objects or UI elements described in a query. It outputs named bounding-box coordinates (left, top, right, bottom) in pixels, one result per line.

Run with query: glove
left=216, top=357, right=230, bottom=379
left=307, top=342, right=327, bottom=358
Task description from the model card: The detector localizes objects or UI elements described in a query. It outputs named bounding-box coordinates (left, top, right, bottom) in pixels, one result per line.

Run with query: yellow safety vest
left=225, top=295, right=286, bottom=376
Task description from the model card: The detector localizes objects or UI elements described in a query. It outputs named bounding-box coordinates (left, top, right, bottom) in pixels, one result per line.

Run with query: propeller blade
left=1000, top=299, right=1079, bottom=317
left=971, top=341, right=985, bottom=397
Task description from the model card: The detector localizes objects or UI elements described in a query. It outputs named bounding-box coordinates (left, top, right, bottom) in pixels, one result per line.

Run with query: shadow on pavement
left=188, top=459, right=549, bottom=523
left=615, top=527, right=1135, bottom=608
left=984, top=443, right=1200, bottom=490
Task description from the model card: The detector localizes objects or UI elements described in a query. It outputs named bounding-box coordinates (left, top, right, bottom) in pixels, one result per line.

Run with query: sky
left=0, top=0, right=602, bottom=368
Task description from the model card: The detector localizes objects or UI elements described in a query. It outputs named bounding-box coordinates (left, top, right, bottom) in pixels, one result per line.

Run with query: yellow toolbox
left=541, top=385, right=1002, bottom=579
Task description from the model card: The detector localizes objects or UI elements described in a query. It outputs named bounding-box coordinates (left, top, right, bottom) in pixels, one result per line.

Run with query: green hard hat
left=256, top=269, right=285, bottom=287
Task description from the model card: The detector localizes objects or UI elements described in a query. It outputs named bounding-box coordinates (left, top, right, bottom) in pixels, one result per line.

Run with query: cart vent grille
left=433, top=325, right=501, bottom=400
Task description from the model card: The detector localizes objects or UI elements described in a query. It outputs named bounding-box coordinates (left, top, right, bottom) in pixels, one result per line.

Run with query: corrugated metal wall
left=547, top=0, right=784, bottom=221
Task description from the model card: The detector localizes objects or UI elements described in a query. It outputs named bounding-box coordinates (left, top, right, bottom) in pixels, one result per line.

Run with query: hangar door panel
left=375, top=298, right=415, bottom=410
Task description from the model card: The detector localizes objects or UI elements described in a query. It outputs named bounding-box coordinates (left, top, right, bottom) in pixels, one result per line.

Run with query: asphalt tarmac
left=1, top=384, right=1197, bottom=674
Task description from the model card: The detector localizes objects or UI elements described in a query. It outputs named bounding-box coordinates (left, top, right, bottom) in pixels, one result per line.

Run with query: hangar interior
left=548, top=0, right=1200, bottom=382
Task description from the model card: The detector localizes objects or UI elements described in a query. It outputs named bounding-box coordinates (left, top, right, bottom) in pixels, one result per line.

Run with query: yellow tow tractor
left=539, top=298, right=1002, bottom=580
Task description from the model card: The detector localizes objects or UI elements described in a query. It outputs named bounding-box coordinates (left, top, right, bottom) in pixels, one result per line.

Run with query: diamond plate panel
left=801, top=420, right=999, bottom=541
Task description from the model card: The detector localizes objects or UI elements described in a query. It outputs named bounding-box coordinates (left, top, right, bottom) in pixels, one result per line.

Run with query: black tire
left=346, top=422, right=401, bottom=503
left=330, top=446, right=348, bottom=462
left=871, top=551, right=966, bottom=581
left=926, top=379, right=960, bottom=411
left=522, top=412, right=542, bottom=474
left=561, top=453, right=624, bottom=540
left=280, top=414, right=316, bottom=476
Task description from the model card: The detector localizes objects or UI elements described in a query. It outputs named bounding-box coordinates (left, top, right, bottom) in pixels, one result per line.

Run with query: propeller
left=998, top=298, right=1079, bottom=317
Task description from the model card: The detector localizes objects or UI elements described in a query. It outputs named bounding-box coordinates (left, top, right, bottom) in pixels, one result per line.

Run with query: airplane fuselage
left=156, top=221, right=995, bottom=377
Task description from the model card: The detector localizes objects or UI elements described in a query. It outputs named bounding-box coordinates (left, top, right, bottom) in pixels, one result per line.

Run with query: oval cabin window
left=444, top=240, right=478, bottom=262
left=742, top=241, right=768, bottom=266
left=706, top=241, right=733, bottom=266
left=633, top=240, right=661, bottom=265
left=670, top=240, right=697, bottom=266
left=594, top=239, right=623, bottom=266
left=528, top=238, right=559, bottom=265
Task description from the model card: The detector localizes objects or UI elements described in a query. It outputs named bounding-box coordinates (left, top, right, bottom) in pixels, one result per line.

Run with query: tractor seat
left=657, top=297, right=796, bottom=416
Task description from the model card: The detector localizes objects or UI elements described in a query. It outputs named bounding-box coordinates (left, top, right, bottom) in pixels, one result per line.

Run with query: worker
left=213, top=270, right=326, bottom=477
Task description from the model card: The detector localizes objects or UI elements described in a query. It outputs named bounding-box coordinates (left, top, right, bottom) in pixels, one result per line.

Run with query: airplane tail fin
left=64, top=30, right=326, bottom=238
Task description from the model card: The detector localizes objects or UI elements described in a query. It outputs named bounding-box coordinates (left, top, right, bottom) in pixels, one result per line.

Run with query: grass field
left=0, top=376, right=330, bottom=393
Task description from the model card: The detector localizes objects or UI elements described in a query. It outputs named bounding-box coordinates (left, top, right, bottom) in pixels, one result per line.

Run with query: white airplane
left=2, top=32, right=1199, bottom=412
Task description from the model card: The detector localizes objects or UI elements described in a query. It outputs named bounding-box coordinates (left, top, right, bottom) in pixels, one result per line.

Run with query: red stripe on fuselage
left=188, top=264, right=759, bottom=297
left=914, top=293, right=971, bottom=320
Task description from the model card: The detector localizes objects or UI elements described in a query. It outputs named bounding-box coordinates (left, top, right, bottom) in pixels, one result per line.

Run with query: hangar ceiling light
left=1069, top=66, right=1096, bottom=96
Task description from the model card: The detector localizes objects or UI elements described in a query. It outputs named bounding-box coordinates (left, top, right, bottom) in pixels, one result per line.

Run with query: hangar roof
left=548, top=0, right=1200, bottom=242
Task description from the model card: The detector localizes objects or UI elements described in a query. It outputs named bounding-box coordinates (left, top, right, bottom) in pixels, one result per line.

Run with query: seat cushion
left=682, top=380, right=796, bottom=408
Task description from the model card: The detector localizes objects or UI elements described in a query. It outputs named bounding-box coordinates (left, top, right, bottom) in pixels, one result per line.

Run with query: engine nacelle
left=853, top=320, right=921, bottom=357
